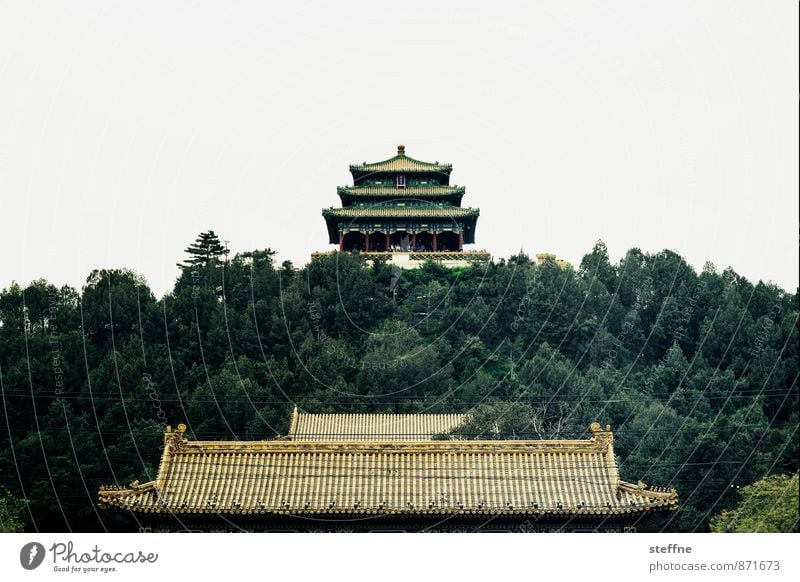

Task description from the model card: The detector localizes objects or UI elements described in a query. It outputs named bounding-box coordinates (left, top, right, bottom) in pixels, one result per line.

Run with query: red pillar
left=459, top=231, right=464, bottom=251
left=412, top=232, right=416, bottom=251
left=338, top=231, right=344, bottom=251
left=365, top=233, right=370, bottom=252
left=433, top=233, right=438, bottom=252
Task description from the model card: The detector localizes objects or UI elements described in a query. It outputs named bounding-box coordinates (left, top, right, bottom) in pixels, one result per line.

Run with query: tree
left=358, top=320, right=449, bottom=406
left=81, top=269, right=154, bottom=346
left=710, top=473, right=799, bottom=533
left=440, top=401, right=568, bottom=440
left=181, top=230, right=227, bottom=267
left=580, top=240, right=617, bottom=293
left=0, top=489, right=28, bottom=532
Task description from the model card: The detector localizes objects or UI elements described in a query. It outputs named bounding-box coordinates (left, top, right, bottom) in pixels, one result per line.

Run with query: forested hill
left=0, top=233, right=797, bottom=532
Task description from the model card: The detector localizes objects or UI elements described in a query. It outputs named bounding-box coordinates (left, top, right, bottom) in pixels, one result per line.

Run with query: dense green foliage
left=0, top=236, right=797, bottom=532
left=0, top=488, right=28, bottom=532
left=710, top=473, right=799, bottom=532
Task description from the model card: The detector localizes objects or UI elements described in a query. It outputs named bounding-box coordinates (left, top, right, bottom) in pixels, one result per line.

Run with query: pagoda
left=321, top=145, right=489, bottom=267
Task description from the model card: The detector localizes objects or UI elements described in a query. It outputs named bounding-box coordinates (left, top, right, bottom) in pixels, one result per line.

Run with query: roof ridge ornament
left=164, top=423, right=188, bottom=449
left=590, top=422, right=614, bottom=447
left=397, top=144, right=405, bottom=156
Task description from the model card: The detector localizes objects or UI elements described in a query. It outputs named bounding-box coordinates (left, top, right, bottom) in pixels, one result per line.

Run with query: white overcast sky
left=0, top=1, right=797, bottom=296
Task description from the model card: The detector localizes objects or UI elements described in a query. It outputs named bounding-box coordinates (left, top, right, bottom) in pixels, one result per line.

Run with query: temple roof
left=323, top=206, right=479, bottom=219
left=338, top=185, right=465, bottom=198
left=97, top=422, right=678, bottom=518
left=350, top=145, right=452, bottom=177
left=288, top=409, right=467, bottom=441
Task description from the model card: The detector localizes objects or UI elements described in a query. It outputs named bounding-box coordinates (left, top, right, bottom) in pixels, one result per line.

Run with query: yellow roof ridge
left=349, top=145, right=453, bottom=173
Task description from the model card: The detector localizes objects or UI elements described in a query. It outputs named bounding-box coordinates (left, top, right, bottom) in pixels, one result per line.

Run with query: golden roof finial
left=590, top=422, right=614, bottom=445
left=165, top=423, right=187, bottom=445
left=397, top=144, right=406, bottom=156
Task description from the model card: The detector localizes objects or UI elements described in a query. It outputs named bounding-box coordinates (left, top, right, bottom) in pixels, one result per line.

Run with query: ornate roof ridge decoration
left=98, top=480, right=155, bottom=497
left=97, top=420, right=679, bottom=517
left=349, top=144, right=452, bottom=175
left=618, top=480, right=681, bottom=502
left=161, top=438, right=609, bottom=454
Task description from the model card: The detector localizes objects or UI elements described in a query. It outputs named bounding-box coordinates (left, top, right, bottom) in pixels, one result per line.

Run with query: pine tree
left=181, top=231, right=226, bottom=267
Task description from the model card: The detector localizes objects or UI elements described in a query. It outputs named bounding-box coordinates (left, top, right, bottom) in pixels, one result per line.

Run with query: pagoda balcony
left=311, top=249, right=492, bottom=267
left=407, top=250, right=490, bottom=263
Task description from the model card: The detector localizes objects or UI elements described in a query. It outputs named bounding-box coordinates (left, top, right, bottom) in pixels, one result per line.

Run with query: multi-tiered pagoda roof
left=322, top=145, right=485, bottom=264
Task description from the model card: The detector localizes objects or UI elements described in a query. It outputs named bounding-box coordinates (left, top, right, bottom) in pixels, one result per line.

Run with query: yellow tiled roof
left=350, top=145, right=452, bottom=175
left=97, top=422, right=678, bottom=517
left=288, top=410, right=468, bottom=440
